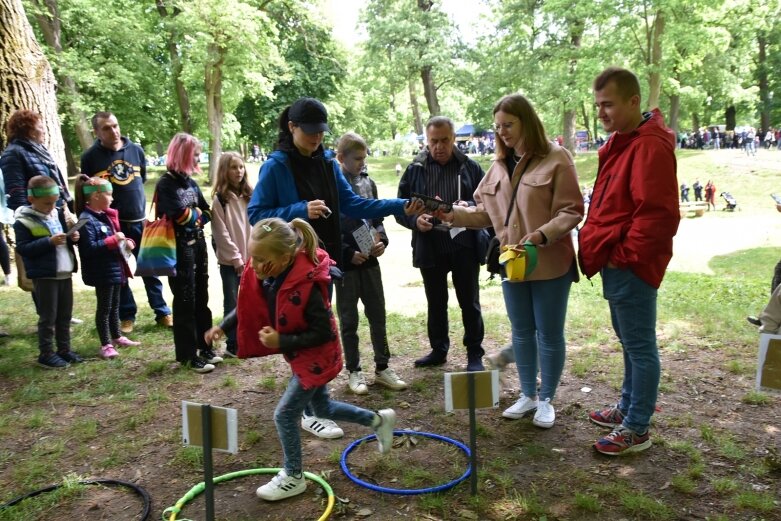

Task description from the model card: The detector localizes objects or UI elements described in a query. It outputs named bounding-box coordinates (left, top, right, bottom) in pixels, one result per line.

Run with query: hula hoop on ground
left=163, top=468, right=334, bottom=521
left=340, top=430, right=471, bottom=495
left=0, top=478, right=151, bottom=520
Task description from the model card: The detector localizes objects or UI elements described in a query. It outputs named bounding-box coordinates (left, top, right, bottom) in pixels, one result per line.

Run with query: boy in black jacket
left=14, top=176, right=82, bottom=368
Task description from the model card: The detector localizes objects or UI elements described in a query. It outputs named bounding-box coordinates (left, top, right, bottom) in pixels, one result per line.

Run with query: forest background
left=1, top=0, right=780, bottom=184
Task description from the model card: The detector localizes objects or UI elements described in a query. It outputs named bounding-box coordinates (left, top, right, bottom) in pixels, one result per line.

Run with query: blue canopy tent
left=455, top=124, right=476, bottom=137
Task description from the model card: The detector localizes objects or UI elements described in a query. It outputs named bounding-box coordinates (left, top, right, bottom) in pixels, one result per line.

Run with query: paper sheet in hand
left=352, top=221, right=376, bottom=256
left=66, top=217, right=90, bottom=237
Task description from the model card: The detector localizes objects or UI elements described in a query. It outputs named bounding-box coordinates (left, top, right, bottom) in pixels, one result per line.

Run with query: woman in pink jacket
left=439, top=94, right=584, bottom=429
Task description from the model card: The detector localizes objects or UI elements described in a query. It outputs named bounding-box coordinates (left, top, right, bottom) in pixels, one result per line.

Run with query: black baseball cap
left=289, top=98, right=330, bottom=134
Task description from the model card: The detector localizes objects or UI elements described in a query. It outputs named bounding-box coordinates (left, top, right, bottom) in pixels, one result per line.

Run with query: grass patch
left=711, top=477, right=739, bottom=494
left=574, top=492, right=602, bottom=513
left=733, top=490, right=776, bottom=512
left=741, top=390, right=770, bottom=405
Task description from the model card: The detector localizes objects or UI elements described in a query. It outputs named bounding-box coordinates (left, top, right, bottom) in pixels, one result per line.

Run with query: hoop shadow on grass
left=341, top=430, right=471, bottom=495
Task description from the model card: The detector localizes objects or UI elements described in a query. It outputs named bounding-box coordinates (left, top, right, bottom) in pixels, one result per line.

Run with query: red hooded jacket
left=578, top=109, right=680, bottom=289
left=236, top=248, right=342, bottom=389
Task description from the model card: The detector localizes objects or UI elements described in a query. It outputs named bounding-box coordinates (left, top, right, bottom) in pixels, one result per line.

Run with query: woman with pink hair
left=155, top=133, right=220, bottom=373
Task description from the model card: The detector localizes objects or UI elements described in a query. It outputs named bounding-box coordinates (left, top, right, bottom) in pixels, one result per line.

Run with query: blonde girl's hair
left=250, top=217, right=319, bottom=265
left=211, top=151, right=253, bottom=200
left=492, top=94, right=550, bottom=160
left=336, top=132, right=368, bottom=157
left=74, top=174, right=111, bottom=214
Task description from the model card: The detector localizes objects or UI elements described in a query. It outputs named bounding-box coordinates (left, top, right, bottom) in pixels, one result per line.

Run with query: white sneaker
left=348, top=371, right=368, bottom=395
left=502, top=394, right=538, bottom=419
left=374, top=408, right=396, bottom=454
left=70, top=317, right=84, bottom=325
left=301, top=414, right=344, bottom=439
left=255, top=469, right=306, bottom=501
left=533, top=398, right=555, bottom=428
left=374, top=368, right=408, bottom=390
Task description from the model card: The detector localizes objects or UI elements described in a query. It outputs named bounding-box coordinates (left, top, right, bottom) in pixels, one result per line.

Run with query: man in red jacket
left=578, top=67, right=680, bottom=455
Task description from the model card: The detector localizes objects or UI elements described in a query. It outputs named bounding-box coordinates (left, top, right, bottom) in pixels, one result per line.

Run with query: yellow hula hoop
left=162, top=468, right=334, bottom=521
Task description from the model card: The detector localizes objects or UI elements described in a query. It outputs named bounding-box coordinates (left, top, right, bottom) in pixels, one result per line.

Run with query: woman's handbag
left=135, top=192, right=177, bottom=277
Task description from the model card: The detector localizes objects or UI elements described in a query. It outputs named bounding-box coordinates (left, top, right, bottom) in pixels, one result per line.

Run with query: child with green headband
left=13, top=175, right=82, bottom=369
left=74, top=175, right=140, bottom=360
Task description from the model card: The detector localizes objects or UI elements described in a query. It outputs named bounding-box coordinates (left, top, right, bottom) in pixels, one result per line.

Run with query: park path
left=116, top=151, right=781, bottom=319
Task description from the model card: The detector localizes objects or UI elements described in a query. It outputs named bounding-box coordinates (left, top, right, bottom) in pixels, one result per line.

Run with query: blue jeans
left=275, top=375, right=375, bottom=474
left=219, top=264, right=240, bottom=352
left=119, top=221, right=171, bottom=321
left=502, top=267, right=573, bottom=401
left=601, top=267, right=659, bottom=434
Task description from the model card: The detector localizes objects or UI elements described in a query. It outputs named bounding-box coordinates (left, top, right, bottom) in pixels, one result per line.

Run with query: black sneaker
left=37, top=353, right=69, bottom=369
left=187, top=357, right=215, bottom=374
left=747, top=316, right=762, bottom=327
left=200, top=349, right=224, bottom=364
left=58, top=351, right=84, bottom=363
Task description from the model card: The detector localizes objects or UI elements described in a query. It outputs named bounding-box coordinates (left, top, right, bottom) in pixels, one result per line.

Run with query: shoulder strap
left=504, top=158, right=533, bottom=227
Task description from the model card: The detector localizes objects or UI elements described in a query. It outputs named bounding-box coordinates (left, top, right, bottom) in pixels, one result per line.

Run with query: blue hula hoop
left=340, top=430, right=471, bottom=495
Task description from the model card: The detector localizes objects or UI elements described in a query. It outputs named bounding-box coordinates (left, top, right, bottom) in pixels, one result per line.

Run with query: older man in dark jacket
left=396, top=116, right=487, bottom=371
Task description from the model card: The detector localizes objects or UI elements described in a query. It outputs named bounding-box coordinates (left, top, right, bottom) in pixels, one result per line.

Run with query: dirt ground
left=2, top=149, right=780, bottom=520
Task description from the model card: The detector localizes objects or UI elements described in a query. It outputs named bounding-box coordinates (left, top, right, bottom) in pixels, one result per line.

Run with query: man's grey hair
left=425, top=116, right=455, bottom=134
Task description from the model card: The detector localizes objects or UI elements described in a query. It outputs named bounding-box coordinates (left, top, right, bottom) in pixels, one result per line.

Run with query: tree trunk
left=757, top=32, right=770, bottom=135
left=668, top=93, right=680, bottom=133
left=580, top=101, right=592, bottom=141
left=692, top=113, right=700, bottom=132
left=205, top=42, right=225, bottom=185
left=420, top=65, right=440, bottom=117
left=156, top=0, right=193, bottom=134
left=725, top=105, right=736, bottom=131
left=647, top=9, right=665, bottom=110
left=409, top=78, right=423, bottom=136
left=30, top=0, right=94, bottom=151
left=562, top=108, right=577, bottom=153
left=0, top=0, right=66, bottom=171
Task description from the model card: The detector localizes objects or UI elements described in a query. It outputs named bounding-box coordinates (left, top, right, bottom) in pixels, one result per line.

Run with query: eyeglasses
left=493, top=121, right=517, bottom=132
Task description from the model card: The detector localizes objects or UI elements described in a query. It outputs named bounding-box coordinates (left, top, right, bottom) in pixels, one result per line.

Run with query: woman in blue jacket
left=247, top=97, right=415, bottom=440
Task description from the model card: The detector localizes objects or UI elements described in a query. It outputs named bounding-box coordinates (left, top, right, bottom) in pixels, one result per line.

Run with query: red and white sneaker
left=594, top=426, right=651, bottom=455
left=589, top=404, right=625, bottom=428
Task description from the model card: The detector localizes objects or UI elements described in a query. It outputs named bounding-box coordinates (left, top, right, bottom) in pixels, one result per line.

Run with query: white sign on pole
left=181, top=401, right=239, bottom=454
left=443, top=370, right=500, bottom=413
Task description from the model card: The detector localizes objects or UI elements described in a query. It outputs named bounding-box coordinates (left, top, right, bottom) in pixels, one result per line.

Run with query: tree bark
left=725, top=105, right=736, bottom=131
left=205, top=42, right=225, bottom=184
left=0, top=0, right=66, bottom=172
left=580, top=101, right=592, bottom=142
left=668, top=94, right=680, bottom=134
left=757, top=32, right=770, bottom=135
left=30, top=0, right=93, bottom=152
left=420, top=65, right=440, bottom=117
left=562, top=108, right=577, bottom=153
left=156, top=0, right=193, bottom=134
left=647, top=9, right=665, bottom=110
left=409, top=78, right=423, bottom=136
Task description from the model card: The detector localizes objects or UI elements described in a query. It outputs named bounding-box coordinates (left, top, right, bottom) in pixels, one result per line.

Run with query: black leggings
left=0, top=226, right=10, bottom=276
left=95, top=284, right=121, bottom=345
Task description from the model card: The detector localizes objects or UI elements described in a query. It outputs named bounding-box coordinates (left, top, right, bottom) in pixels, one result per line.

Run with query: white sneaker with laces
left=532, top=397, right=555, bottom=428
left=374, top=368, right=408, bottom=390
left=374, top=408, right=396, bottom=454
left=502, top=394, right=538, bottom=419
left=348, top=371, right=368, bottom=395
left=255, top=469, right=306, bottom=501
left=301, top=414, right=344, bottom=439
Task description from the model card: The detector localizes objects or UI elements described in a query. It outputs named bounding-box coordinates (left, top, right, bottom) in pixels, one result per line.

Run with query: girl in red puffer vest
left=205, top=217, right=396, bottom=502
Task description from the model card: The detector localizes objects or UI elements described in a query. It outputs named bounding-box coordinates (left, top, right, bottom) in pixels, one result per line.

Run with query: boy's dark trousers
left=33, top=278, right=73, bottom=354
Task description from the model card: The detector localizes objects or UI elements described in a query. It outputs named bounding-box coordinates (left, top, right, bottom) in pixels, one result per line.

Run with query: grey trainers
left=374, top=368, right=408, bottom=390
left=374, top=409, right=396, bottom=454
left=348, top=371, right=368, bottom=394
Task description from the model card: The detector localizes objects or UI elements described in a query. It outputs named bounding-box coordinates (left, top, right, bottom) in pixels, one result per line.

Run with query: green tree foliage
left=234, top=1, right=346, bottom=151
